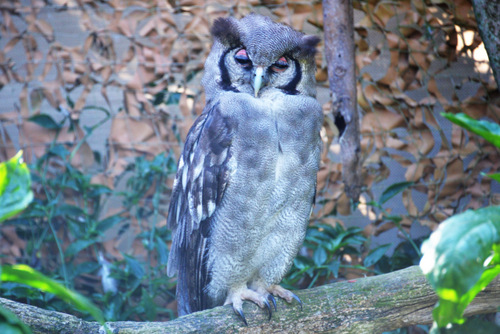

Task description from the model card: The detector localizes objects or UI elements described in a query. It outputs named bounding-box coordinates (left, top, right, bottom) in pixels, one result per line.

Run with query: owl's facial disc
left=231, top=47, right=294, bottom=97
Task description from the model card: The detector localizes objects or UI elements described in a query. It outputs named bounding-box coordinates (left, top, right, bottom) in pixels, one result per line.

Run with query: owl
left=167, top=14, right=322, bottom=325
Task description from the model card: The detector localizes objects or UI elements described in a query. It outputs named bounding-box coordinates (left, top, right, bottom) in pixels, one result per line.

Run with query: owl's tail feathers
left=173, top=233, right=212, bottom=316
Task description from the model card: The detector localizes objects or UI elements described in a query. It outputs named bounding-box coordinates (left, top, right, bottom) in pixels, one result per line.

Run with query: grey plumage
left=167, top=14, right=322, bottom=322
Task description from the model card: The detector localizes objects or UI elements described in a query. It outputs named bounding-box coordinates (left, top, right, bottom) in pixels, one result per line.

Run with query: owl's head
left=202, top=14, right=320, bottom=99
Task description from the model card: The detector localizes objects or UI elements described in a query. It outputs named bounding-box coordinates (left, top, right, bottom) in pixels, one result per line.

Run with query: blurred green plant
left=284, top=177, right=426, bottom=290
left=0, top=151, right=106, bottom=333
left=368, top=181, right=421, bottom=259
left=1, top=103, right=177, bottom=322
left=284, top=222, right=370, bottom=289
left=418, top=113, right=500, bottom=333
left=0, top=151, right=33, bottom=222
left=420, top=206, right=500, bottom=332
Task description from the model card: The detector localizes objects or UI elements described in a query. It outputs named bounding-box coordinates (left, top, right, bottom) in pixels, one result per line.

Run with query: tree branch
left=1, top=266, right=499, bottom=333
left=471, top=0, right=500, bottom=88
left=323, top=0, right=362, bottom=201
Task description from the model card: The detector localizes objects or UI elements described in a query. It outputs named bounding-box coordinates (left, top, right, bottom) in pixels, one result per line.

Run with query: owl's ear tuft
left=298, top=35, right=321, bottom=58
left=211, top=18, right=240, bottom=47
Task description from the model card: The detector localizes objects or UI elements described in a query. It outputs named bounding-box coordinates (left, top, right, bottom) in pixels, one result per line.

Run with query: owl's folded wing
left=166, top=101, right=234, bottom=314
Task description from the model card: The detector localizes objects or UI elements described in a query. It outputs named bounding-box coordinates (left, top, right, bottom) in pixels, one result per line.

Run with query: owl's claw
left=267, top=284, right=304, bottom=311
left=225, top=287, right=275, bottom=326
left=263, top=297, right=272, bottom=320
left=267, top=294, right=277, bottom=311
left=290, top=292, right=303, bottom=310
left=234, top=306, right=248, bottom=326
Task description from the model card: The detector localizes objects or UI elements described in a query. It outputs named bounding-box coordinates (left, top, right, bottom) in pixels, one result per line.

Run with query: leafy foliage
left=0, top=151, right=108, bottom=332
left=420, top=206, right=500, bottom=329
left=0, top=304, right=32, bottom=334
left=421, top=113, right=500, bottom=331
left=442, top=112, right=500, bottom=148
left=0, top=151, right=34, bottom=223
left=1, top=110, right=178, bottom=322
left=284, top=223, right=369, bottom=289
left=1, top=265, right=105, bottom=324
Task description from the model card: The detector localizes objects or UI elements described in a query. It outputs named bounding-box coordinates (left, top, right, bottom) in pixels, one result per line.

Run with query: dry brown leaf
left=361, top=110, right=405, bottom=133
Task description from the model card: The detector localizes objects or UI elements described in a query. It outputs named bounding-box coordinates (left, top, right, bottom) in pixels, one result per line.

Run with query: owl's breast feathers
left=167, top=93, right=322, bottom=316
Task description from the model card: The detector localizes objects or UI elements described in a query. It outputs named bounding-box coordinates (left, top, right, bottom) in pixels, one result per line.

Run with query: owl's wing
left=167, top=101, right=234, bottom=315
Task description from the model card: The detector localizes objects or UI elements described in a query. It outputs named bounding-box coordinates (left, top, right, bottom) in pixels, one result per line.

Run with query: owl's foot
left=224, top=288, right=273, bottom=326
left=267, top=284, right=303, bottom=310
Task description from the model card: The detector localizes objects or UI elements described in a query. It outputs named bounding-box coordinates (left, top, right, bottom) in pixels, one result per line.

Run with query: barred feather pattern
left=167, top=101, right=234, bottom=315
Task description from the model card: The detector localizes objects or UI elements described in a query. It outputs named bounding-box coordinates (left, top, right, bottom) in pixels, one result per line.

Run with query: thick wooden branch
left=471, top=0, right=500, bottom=88
left=323, top=0, right=362, bottom=201
left=1, top=266, right=499, bottom=333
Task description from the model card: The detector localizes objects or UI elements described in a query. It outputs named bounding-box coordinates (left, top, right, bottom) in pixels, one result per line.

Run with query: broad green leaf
left=430, top=318, right=500, bottom=334
left=0, top=264, right=104, bottom=324
left=379, top=181, right=414, bottom=205
left=327, top=259, right=340, bottom=278
left=28, top=114, right=62, bottom=130
left=65, top=239, right=96, bottom=257
left=48, top=144, right=69, bottom=158
left=0, top=151, right=34, bottom=223
left=442, top=112, right=500, bottom=148
left=313, top=246, right=327, bottom=266
left=0, top=305, right=32, bottom=334
left=124, top=255, right=144, bottom=279
left=55, top=204, right=84, bottom=217
left=420, top=206, right=500, bottom=327
left=96, top=214, right=123, bottom=232
left=364, top=244, right=391, bottom=267
left=484, top=172, right=500, bottom=183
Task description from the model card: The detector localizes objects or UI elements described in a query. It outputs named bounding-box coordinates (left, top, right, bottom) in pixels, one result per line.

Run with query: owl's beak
left=253, top=66, right=265, bottom=98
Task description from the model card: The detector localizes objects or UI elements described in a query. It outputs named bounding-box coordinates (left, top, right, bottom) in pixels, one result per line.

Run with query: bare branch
left=323, top=0, right=362, bottom=201
left=472, top=0, right=500, bottom=88
left=1, top=266, right=499, bottom=333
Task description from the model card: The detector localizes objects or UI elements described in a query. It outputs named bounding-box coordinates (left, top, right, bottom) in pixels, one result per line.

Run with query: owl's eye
left=234, top=49, right=252, bottom=68
left=270, top=57, right=289, bottom=72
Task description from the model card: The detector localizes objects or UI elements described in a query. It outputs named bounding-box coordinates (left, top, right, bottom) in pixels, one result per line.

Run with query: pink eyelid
left=236, top=49, right=248, bottom=57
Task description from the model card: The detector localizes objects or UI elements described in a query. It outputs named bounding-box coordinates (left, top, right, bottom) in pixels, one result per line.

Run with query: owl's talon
left=290, top=292, right=303, bottom=310
left=235, top=307, right=248, bottom=326
left=263, top=298, right=272, bottom=320
left=267, top=294, right=277, bottom=311
left=267, top=284, right=304, bottom=310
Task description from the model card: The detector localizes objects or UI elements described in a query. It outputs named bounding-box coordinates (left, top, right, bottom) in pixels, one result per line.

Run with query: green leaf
left=65, top=239, right=96, bottom=257
left=48, top=144, right=69, bottom=158
left=140, top=288, right=157, bottom=321
left=28, top=114, right=62, bottom=130
left=88, top=185, right=112, bottom=198
left=124, top=255, right=144, bottom=279
left=0, top=264, right=104, bottom=324
left=0, top=151, right=34, bottom=223
left=364, top=244, right=391, bottom=267
left=420, top=206, right=500, bottom=327
left=327, top=259, right=340, bottom=278
left=0, top=304, right=32, bottom=334
left=483, top=172, right=500, bottom=183
left=431, top=318, right=500, bottom=333
left=55, top=204, right=84, bottom=217
left=442, top=112, right=500, bottom=148
left=313, top=246, right=327, bottom=266
left=96, top=214, right=123, bottom=232
left=379, top=181, right=414, bottom=205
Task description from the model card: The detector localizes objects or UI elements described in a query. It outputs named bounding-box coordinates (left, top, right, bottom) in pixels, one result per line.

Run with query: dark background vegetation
left=0, top=0, right=498, bottom=331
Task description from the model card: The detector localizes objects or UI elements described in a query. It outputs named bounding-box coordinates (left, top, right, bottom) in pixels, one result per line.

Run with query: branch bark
left=471, top=0, right=500, bottom=88
left=323, top=0, right=362, bottom=201
left=1, top=266, right=499, bottom=333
